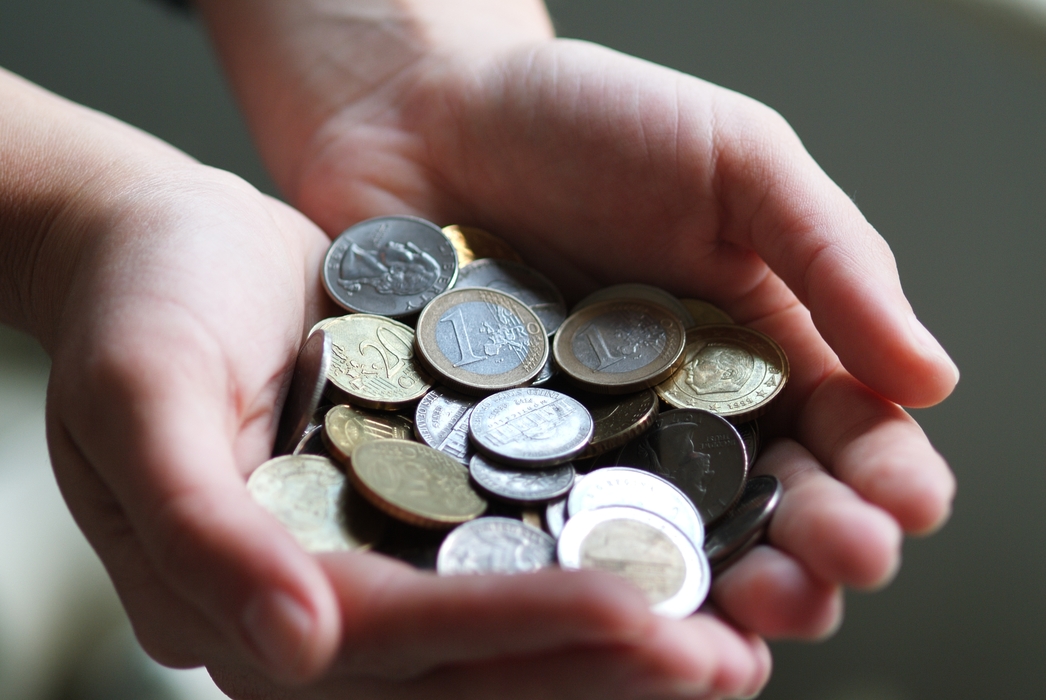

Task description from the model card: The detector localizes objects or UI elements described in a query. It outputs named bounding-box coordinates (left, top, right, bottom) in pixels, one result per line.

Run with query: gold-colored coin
left=679, top=299, right=734, bottom=328
left=414, top=288, right=548, bottom=395
left=442, top=224, right=524, bottom=268
left=247, top=455, right=385, bottom=553
left=575, top=388, right=660, bottom=459
left=323, top=404, right=414, bottom=466
left=521, top=509, right=544, bottom=530
left=324, top=314, right=433, bottom=410
left=349, top=439, right=487, bottom=528
left=573, top=283, right=693, bottom=328
left=553, top=300, right=686, bottom=394
left=655, top=324, right=789, bottom=421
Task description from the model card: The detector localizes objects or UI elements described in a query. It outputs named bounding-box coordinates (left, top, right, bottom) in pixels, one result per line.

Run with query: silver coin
left=414, top=387, right=477, bottom=464
left=469, top=453, right=575, bottom=503
left=437, top=517, right=557, bottom=575
left=455, top=259, right=567, bottom=335
left=705, top=475, right=782, bottom=568
left=568, top=467, right=705, bottom=549
left=557, top=506, right=710, bottom=618
left=469, top=388, right=594, bottom=467
left=322, top=216, right=458, bottom=317
left=274, top=329, right=332, bottom=456
left=735, top=420, right=760, bottom=469
left=545, top=496, right=568, bottom=538
left=531, top=354, right=557, bottom=386
left=573, top=283, right=694, bottom=328
left=292, top=424, right=333, bottom=459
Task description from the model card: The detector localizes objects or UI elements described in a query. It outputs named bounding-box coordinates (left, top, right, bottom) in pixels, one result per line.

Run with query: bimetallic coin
left=705, top=475, right=782, bottom=568
left=558, top=506, right=710, bottom=618
left=442, top=224, right=524, bottom=268
left=612, top=408, right=748, bottom=525
left=568, top=467, right=704, bottom=549
left=469, top=388, right=593, bottom=467
left=293, top=425, right=333, bottom=459
left=554, top=300, right=686, bottom=394
left=247, top=455, right=383, bottom=553
left=323, top=216, right=458, bottom=317
left=545, top=496, right=568, bottom=538
left=323, top=404, right=414, bottom=465
left=574, top=283, right=694, bottom=328
left=679, top=299, right=734, bottom=328
left=325, top=314, right=432, bottom=410
left=274, top=330, right=332, bottom=456
left=655, top=325, right=789, bottom=422
left=455, top=259, right=567, bottom=335
left=349, top=439, right=487, bottom=528
left=469, top=453, right=576, bottom=503
left=437, top=517, right=556, bottom=575
left=415, top=288, right=548, bottom=395
left=413, top=387, right=477, bottom=464
left=576, top=389, right=660, bottom=459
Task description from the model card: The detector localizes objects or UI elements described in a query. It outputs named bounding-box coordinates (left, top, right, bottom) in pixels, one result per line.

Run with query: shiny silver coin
left=545, top=496, right=568, bottom=538
left=292, top=425, right=333, bottom=459
left=557, top=506, right=710, bottom=618
left=531, top=354, right=557, bottom=386
left=735, top=420, right=760, bottom=469
left=455, top=259, right=567, bottom=335
left=322, top=216, right=458, bottom=317
left=414, top=387, right=477, bottom=464
left=469, top=388, right=594, bottom=467
left=568, top=467, right=705, bottom=549
left=573, top=283, right=694, bottom=328
left=469, top=453, right=575, bottom=503
left=705, top=475, right=782, bottom=568
left=274, top=329, right=332, bottom=456
left=437, top=517, right=557, bottom=575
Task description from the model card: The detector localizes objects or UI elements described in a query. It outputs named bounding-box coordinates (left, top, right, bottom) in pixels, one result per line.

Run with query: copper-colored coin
left=575, top=389, right=660, bottom=459
left=442, top=224, right=524, bottom=267
left=679, top=299, right=734, bottom=328
left=655, top=325, right=788, bottom=422
left=323, top=404, right=414, bottom=466
left=349, top=439, right=487, bottom=528
left=553, top=300, right=686, bottom=394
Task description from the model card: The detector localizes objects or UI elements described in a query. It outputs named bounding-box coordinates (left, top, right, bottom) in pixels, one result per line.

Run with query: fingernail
left=908, top=315, right=959, bottom=382
left=242, top=590, right=314, bottom=676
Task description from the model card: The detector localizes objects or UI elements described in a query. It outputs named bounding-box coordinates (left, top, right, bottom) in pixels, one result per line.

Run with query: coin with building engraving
left=656, top=325, right=788, bottom=421
left=437, top=517, right=556, bottom=575
left=442, top=224, right=524, bottom=268
left=469, top=388, right=593, bottom=467
left=323, top=216, right=458, bottom=317
left=274, top=329, right=331, bottom=456
left=574, top=283, right=693, bottom=328
left=349, top=439, right=487, bottom=528
left=679, top=299, right=734, bottom=329
left=557, top=506, right=710, bottom=618
left=575, top=389, right=659, bottom=459
left=455, top=259, right=566, bottom=335
left=554, top=300, right=686, bottom=394
left=324, top=314, right=432, bottom=410
left=322, top=404, right=414, bottom=465
left=469, top=453, right=575, bottom=503
left=705, top=475, right=782, bottom=568
left=415, top=288, right=548, bottom=394
left=413, top=387, right=476, bottom=464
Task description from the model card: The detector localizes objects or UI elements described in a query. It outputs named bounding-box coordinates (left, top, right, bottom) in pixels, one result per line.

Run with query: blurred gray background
left=0, top=0, right=1042, bottom=698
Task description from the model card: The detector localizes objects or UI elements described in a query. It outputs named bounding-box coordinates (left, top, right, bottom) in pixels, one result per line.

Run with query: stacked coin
left=251, top=215, right=790, bottom=618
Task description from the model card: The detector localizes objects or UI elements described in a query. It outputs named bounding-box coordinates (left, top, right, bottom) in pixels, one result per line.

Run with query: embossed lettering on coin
left=469, top=388, right=593, bottom=467
left=437, top=517, right=556, bottom=575
left=455, top=258, right=566, bottom=335
left=414, top=387, right=477, bottom=464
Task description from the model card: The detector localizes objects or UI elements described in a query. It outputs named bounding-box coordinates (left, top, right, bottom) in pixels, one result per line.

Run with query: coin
left=735, top=420, right=760, bottom=468
left=442, top=224, right=524, bottom=267
left=469, top=388, right=593, bottom=467
left=455, top=259, right=567, bottom=335
left=557, top=506, right=710, bottom=618
left=574, top=283, right=694, bottom=328
left=437, top=517, right=556, bottom=575
left=679, top=299, right=734, bottom=328
left=323, top=216, right=458, bottom=317
left=705, top=475, right=782, bottom=569
left=349, top=439, right=487, bottom=528
left=568, top=467, right=705, bottom=549
left=325, top=314, right=432, bottom=410
left=545, top=496, right=568, bottom=538
left=322, top=404, right=414, bottom=465
left=575, top=389, right=660, bottom=459
left=655, top=325, right=789, bottom=422
left=611, top=408, right=747, bottom=525
left=415, top=288, right=548, bottom=394
left=293, top=425, right=333, bottom=458
left=469, top=453, right=576, bottom=503
left=553, top=300, right=686, bottom=394
left=531, top=355, right=557, bottom=386
left=274, top=329, right=332, bottom=456
left=247, top=455, right=384, bottom=552
left=521, top=509, right=544, bottom=530
left=413, top=387, right=477, bottom=464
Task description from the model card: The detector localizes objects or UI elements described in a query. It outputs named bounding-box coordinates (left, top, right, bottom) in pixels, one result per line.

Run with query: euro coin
left=574, top=283, right=693, bottom=328
left=437, top=517, right=556, bottom=575
left=575, top=389, right=660, bottom=459
left=455, top=258, right=567, bottom=335
left=323, top=404, right=414, bottom=465
left=469, top=388, right=593, bottom=467
left=679, top=298, right=734, bottom=328
left=442, top=224, right=524, bottom=267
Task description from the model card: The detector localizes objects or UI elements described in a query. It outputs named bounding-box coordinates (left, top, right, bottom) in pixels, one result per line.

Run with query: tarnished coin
left=576, top=389, right=660, bottom=459
left=293, top=425, right=333, bottom=459
left=437, top=517, right=556, bottom=575
left=323, top=404, right=414, bottom=465
left=612, top=408, right=747, bottom=525
left=413, top=387, right=477, bottom=464
left=554, top=300, right=686, bottom=394
left=469, top=453, right=576, bottom=503
left=325, top=314, right=433, bottom=410
left=442, top=224, right=524, bottom=267
left=568, top=467, right=704, bottom=549
left=274, top=330, right=332, bottom=456
left=655, top=325, right=789, bottom=422
left=735, top=420, right=760, bottom=469
left=455, top=259, right=567, bottom=335
left=323, top=216, right=458, bottom=317
left=545, top=496, right=568, bottom=538
left=558, top=506, right=710, bottom=618
left=574, top=283, right=693, bottom=328
left=679, top=299, right=734, bottom=328
left=349, top=439, right=487, bottom=528
left=247, top=455, right=384, bottom=552
left=705, top=475, right=782, bottom=569
left=469, top=388, right=593, bottom=467
left=415, top=288, right=548, bottom=395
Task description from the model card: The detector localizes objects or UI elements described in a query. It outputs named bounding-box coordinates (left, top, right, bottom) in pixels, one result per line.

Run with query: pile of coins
left=250, top=216, right=788, bottom=619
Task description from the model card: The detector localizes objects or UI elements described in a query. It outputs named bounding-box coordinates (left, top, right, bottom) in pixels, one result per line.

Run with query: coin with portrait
left=437, top=517, right=556, bottom=575
left=469, top=453, right=576, bottom=503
